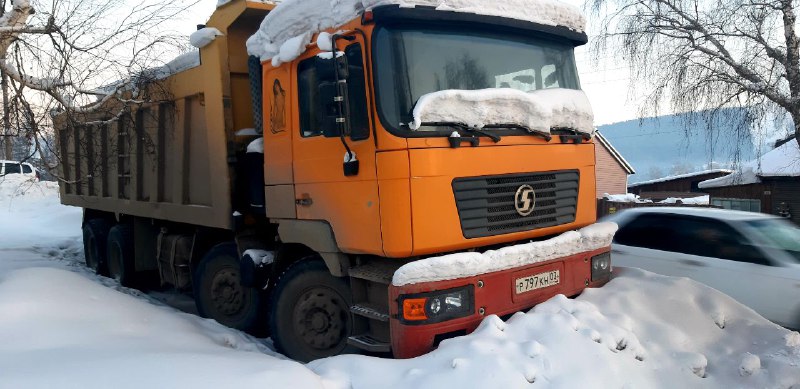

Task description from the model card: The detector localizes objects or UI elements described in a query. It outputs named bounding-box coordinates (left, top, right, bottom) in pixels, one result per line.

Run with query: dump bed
left=56, top=1, right=273, bottom=229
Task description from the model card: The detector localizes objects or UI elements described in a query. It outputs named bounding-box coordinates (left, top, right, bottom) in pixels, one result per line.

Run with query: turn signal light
left=402, top=298, right=428, bottom=321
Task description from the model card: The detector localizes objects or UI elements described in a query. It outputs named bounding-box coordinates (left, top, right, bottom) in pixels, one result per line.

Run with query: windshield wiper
left=483, top=124, right=553, bottom=142
left=422, top=122, right=502, bottom=143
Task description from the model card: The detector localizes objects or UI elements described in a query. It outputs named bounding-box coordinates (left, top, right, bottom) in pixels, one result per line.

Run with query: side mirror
left=318, top=81, right=350, bottom=138
left=316, top=53, right=352, bottom=139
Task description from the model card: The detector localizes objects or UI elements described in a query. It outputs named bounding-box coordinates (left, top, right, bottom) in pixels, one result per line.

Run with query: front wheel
left=269, top=258, right=356, bottom=362
left=193, top=243, right=263, bottom=333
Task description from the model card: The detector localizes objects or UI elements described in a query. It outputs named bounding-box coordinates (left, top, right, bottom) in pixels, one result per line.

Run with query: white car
left=0, top=160, right=39, bottom=179
left=604, top=207, right=800, bottom=329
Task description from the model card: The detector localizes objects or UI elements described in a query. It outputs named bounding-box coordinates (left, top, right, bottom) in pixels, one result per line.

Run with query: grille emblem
left=514, top=185, right=537, bottom=216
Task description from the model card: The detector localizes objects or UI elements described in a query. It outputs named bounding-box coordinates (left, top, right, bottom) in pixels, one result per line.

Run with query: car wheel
left=193, top=243, right=264, bottom=333
left=269, top=258, right=357, bottom=362
left=107, top=224, right=137, bottom=287
left=82, top=219, right=112, bottom=275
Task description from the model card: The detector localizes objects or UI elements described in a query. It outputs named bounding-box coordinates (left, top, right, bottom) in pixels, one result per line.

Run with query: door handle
left=295, top=194, right=313, bottom=207
left=679, top=259, right=706, bottom=267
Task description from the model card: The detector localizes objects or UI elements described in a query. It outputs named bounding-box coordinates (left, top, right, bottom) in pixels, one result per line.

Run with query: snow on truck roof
left=246, top=0, right=587, bottom=63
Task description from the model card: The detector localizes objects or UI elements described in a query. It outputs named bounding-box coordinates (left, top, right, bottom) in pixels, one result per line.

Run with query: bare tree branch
left=591, top=0, right=800, bottom=150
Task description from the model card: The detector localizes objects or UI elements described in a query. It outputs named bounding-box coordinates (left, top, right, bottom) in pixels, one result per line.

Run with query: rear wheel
left=269, top=258, right=356, bottom=362
left=107, top=224, right=136, bottom=287
left=193, top=243, right=263, bottom=333
left=82, top=219, right=111, bottom=275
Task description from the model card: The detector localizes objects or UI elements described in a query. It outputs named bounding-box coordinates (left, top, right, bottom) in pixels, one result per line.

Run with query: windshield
left=374, top=25, right=581, bottom=135
left=746, top=218, right=800, bottom=263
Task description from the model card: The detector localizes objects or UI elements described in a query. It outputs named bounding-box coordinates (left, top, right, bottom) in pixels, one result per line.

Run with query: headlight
left=398, top=285, right=474, bottom=325
left=591, top=252, right=612, bottom=281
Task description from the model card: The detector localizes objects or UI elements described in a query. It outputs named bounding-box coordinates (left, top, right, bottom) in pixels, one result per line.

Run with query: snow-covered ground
left=0, top=175, right=798, bottom=388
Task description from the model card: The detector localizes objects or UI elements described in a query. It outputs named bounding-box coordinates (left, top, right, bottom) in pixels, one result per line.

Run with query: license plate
left=515, top=270, right=560, bottom=294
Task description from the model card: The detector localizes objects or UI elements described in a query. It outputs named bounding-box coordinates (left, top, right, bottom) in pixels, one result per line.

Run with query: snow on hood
left=699, top=140, right=800, bottom=189
left=246, top=0, right=586, bottom=63
left=392, top=222, right=616, bottom=286
left=410, top=88, right=595, bottom=136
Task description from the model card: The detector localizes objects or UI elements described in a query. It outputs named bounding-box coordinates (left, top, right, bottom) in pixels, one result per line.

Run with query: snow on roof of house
left=411, top=88, right=595, bottom=136
left=246, top=0, right=587, bottom=64
left=699, top=140, right=800, bottom=189
left=595, top=131, right=635, bottom=174
left=628, top=169, right=733, bottom=188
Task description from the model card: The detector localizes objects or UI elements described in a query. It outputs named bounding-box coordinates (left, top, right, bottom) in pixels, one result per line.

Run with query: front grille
left=453, top=171, right=579, bottom=238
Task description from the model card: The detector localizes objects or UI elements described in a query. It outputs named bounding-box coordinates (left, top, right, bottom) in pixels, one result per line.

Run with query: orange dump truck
left=56, top=0, right=614, bottom=361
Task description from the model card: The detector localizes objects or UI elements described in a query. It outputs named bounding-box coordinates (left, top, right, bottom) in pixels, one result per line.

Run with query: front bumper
left=388, top=246, right=611, bottom=359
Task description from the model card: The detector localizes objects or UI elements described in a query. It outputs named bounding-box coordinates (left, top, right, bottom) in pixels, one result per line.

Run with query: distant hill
left=598, top=109, right=761, bottom=184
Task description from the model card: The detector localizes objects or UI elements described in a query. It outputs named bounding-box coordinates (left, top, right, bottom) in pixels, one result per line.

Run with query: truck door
left=291, top=39, right=383, bottom=255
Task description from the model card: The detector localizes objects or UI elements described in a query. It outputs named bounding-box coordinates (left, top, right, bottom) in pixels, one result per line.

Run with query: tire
left=107, top=224, right=136, bottom=287
left=269, top=258, right=357, bottom=362
left=193, top=243, right=263, bottom=333
left=82, top=219, right=112, bottom=275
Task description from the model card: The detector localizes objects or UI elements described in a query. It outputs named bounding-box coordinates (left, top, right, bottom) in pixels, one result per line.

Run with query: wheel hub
left=294, top=288, right=347, bottom=350
left=210, top=268, right=244, bottom=315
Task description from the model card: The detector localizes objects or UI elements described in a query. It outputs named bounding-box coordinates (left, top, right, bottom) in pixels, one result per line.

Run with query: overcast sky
left=182, top=0, right=639, bottom=125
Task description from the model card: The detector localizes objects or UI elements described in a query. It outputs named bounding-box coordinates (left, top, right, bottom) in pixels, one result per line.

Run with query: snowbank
left=0, top=268, right=322, bottom=389
left=700, top=140, right=800, bottom=189
left=246, top=0, right=586, bottom=63
left=392, top=222, right=616, bottom=286
left=313, top=268, right=800, bottom=388
left=0, top=174, right=81, bottom=249
left=410, top=88, right=595, bottom=136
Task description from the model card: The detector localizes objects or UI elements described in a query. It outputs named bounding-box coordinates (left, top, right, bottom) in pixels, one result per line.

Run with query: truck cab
left=250, top=3, right=606, bottom=359
left=259, top=5, right=596, bottom=259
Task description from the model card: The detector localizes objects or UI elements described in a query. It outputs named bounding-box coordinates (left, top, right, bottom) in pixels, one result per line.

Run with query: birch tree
left=0, top=0, right=198, bottom=165
left=591, top=0, right=800, bottom=150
